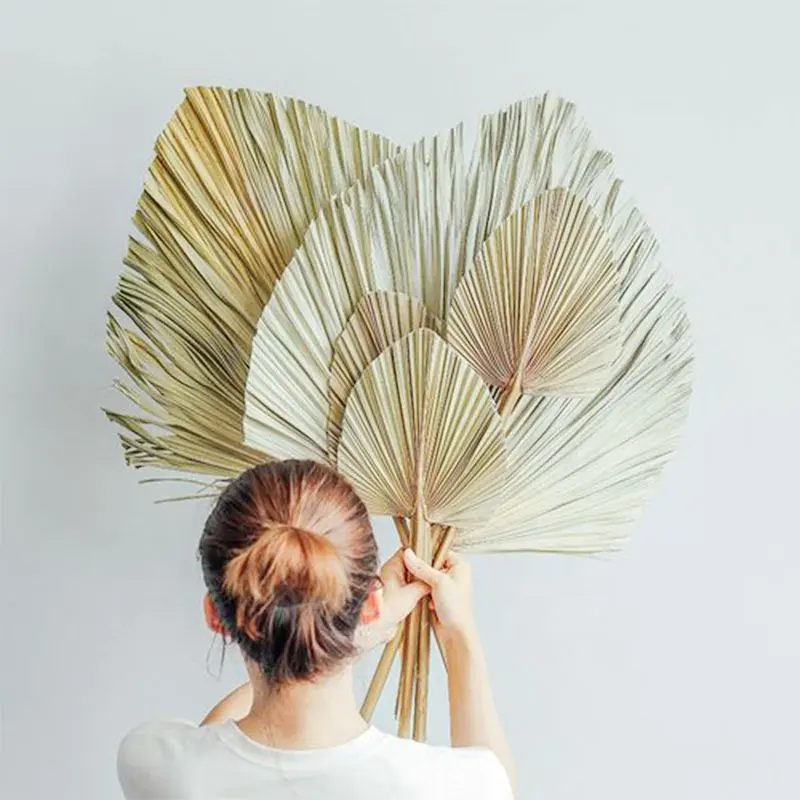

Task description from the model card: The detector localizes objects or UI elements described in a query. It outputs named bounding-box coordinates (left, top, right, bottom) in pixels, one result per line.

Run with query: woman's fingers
left=403, top=548, right=443, bottom=586
left=396, top=580, right=430, bottom=618
left=441, top=551, right=463, bottom=569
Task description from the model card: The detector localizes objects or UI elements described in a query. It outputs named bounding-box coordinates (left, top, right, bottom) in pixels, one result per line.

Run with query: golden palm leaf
left=107, top=87, right=396, bottom=477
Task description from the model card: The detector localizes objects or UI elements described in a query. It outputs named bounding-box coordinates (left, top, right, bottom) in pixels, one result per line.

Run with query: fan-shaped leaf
left=107, top=87, right=396, bottom=476
left=463, top=94, right=618, bottom=257
left=244, top=130, right=468, bottom=462
left=457, top=209, right=693, bottom=552
left=337, top=329, right=507, bottom=531
left=327, top=291, right=442, bottom=460
left=446, top=188, right=620, bottom=397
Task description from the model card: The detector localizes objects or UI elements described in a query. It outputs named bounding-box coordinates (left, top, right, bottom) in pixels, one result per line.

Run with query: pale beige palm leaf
left=446, top=187, right=619, bottom=400
left=244, top=95, right=619, bottom=465
left=327, top=291, right=442, bottom=460
left=337, top=329, right=507, bottom=531
left=107, top=87, right=396, bottom=477
left=244, top=184, right=379, bottom=462
left=244, top=130, right=467, bottom=462
left=463, top=93, right=618, bottom=258
left=458, top=208, right=693, bottom=553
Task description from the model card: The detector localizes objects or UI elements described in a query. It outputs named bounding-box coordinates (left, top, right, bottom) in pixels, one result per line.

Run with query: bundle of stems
left=363, top=383, right=521, bottom=740
left=107, top=89, right=693, bottom=743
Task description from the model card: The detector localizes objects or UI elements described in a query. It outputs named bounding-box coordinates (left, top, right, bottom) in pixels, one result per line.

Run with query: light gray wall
left=2, top=1, right=799, bottom=797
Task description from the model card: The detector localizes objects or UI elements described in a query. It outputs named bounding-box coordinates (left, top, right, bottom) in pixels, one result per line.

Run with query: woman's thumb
left=403, top=548, right=441, bottom=586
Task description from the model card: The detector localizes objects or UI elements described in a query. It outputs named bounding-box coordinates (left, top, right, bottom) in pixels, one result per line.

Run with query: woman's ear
left=203, top=593, right=226, bottom=636
left=359, top=585, right=383, bottom=627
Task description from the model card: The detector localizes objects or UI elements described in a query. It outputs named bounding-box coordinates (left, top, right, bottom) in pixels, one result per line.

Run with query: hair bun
left=223, top=523, right=349, bottom=641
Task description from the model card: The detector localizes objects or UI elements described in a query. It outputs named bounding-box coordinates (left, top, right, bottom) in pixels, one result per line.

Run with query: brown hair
left=199, top=460, right=378, bottom=685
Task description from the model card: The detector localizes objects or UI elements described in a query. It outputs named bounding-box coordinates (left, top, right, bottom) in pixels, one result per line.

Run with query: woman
left=118, top=460, right=515, bottom=799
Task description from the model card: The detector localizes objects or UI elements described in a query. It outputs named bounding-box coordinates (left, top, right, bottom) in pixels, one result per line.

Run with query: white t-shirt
left=118, top=719, right=514, bottom=799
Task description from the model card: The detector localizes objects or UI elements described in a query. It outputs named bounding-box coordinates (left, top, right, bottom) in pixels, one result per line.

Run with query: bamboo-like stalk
left=359, top=523, right=455, bottom=726
left=393, top=515, right=411, bottom=720
left=413, top=521, right=435, bottom=740
left=361, top=627, right=403, bottom=720
left=414, top=600, right=432, bottom=739
left=360, top=517, right=409, bottom=723
left=393, top=515, right=410, bottom=547
left=413, top=524, right=455, bottom=739
left=398, top=506, right=427, bottom=736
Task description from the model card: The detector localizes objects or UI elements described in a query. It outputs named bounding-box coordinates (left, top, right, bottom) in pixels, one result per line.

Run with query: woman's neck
left=237, top=664, right=369, bottom=750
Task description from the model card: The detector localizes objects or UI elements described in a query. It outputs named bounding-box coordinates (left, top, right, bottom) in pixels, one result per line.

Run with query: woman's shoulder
left=117, top=719, right=222, bottom=799
left=118, top=718, right=207, bottom=759
left=374, top=733, right=514, bottom=798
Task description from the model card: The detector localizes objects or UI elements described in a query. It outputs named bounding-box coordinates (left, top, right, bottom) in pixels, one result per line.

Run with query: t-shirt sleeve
left=437, top=746, right=515, bottom=799
left=117, top=720, right=196, bottom=800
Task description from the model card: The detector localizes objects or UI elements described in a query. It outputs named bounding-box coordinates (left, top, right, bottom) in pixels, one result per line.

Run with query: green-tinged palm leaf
left=327, top=291, right=442, bottom=460
left=107, top=87, right=396, bottom=477
left=337, top=329, right=507, bottom=531
left=458, top=208, right=693, bottom=552
left=446, top=188, right=619, bottom=399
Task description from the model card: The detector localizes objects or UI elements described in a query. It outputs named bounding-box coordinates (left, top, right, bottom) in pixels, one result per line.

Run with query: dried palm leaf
left=243, top=185, right=379, bottom=461
left=327, top=291, right=442, bottom=460
left=457, top=208, right=693, bottom=553
left=337, top=328, right=507, bottom=737
left=337, top=328, right=507, bottom=530
left=463, top=93, right=617, bottom=258
left=446, top=187, right=619, bottom=407
left=244, top=95, right=616, bottom=464
left=243, top=131, right=467, bottom=462
left=107, top=87, right=396, bottom=477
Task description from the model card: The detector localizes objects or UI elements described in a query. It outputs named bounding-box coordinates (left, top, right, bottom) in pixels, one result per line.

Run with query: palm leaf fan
left=327, top=291, right=442, bottom=458
left=446, top=187, right=621, bottom=411
left=244, top=94, right=617, bottom=465
left=242, top=94, right=654, bottom=741
left=106, top=87, right=397, bottom=479
left=336, top=328, right=507, bottom=740
left=456, top=207, right=693, bottom=553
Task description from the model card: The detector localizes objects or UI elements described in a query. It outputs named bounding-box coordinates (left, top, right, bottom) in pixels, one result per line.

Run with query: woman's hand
left=356, top=550, right=429, bottom=651
left=402, top=548, right=476, bottom=643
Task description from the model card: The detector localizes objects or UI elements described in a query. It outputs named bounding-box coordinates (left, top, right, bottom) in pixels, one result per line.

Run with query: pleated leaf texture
left=106, top=87, right=397, bottom=478
left=245, top=95, right=622, bottom=464
left=457, top=208, right=693, bottom=553
left=107, top=87, right=692, bottom=554
left=446, top=187, right=620, bottom=398
left=244, top=94, right=692, bottom=552
left=328, top=291, right=442, bottom=460
left=337, top=328, right=507, bottom=532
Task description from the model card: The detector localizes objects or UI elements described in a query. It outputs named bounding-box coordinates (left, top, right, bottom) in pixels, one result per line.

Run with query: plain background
left=2, top=1, right=799, bottom=798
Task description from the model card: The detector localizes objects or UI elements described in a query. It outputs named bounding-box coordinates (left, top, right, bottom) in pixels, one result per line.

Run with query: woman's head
left=199, top=460, right=379, bottom=685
